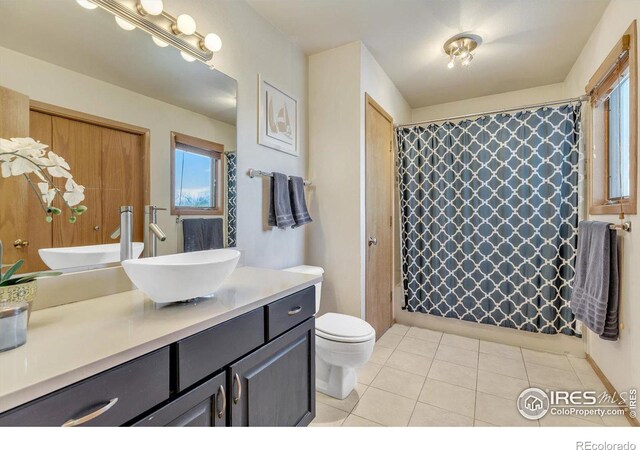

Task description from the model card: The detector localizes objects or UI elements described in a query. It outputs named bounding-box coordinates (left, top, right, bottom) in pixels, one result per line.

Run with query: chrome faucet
left=146, top=206, right=167, bottom=258
left=119, top=206, right=134, bottom=261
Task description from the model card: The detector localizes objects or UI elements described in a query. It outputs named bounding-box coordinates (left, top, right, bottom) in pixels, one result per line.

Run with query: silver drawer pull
left=288, top=306, right=302, bottom=316
left=233, top=373, right=242, bottom=404
left=61, top=398, right=119, bottom=427
left=217, top=385, right=226, bottom=419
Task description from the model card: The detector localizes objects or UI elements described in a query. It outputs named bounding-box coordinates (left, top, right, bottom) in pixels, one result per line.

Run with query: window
left=586, top=21, right=637, bottom=214
left=170, top=132, right=224, bottom=215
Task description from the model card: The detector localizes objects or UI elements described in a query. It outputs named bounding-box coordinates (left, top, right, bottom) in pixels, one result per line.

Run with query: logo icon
left=517, top=388, right=550, bottom=420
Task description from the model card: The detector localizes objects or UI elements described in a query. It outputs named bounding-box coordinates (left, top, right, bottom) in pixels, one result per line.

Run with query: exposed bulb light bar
left=81, top=0, right=221, bottom=67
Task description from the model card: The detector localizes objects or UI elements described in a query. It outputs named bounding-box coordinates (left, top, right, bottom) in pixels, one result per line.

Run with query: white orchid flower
left=37, top=182, right=57, bottom=207
left=46, top=152, right=73, bottom=179
left=63, top=178, right=85, bottom=207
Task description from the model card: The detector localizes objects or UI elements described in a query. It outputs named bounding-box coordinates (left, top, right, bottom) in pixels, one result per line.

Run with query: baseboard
left=586, top=354, right=639, bottom=427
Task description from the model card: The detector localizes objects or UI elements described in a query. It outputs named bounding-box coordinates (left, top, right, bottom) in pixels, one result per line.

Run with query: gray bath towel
left=268, top=172, right=295, bottom=229
left=570, top=221, right=620, bottom=340
left=182, top=218, right=224, bottom=252
left=289, top=176, right=312, bottom=228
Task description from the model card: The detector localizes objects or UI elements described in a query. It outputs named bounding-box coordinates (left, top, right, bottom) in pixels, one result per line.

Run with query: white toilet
left=284, top=265, right=376, bottom=400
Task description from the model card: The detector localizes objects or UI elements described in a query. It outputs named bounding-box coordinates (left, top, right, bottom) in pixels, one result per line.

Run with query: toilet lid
left=316, top=313, right=375, bottom=343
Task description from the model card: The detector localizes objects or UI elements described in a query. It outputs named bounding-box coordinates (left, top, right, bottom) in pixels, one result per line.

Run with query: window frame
left=170, top=132, right=225, bottom=216
left=586, top=20, right=638, bottom=215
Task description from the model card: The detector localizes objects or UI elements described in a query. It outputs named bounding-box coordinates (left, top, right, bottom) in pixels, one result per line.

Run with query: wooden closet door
left=51, top=117, right=103, bottom=248
left=26, top=111, right=54, bottom=272
left=101, top=128, right=145, bottom=243
left=0, top=87, right=30, bottom=270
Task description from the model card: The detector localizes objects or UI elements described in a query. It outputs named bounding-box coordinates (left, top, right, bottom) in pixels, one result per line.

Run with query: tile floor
left=310, top=324, right=631, bottom=427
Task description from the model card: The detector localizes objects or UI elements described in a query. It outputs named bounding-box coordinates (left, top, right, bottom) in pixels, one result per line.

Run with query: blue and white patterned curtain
left=396, top=104, right=582, bottom=336
left=226, top=152, right=237, bottom=247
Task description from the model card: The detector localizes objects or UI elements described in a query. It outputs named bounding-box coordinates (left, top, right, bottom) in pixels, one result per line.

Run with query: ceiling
left=247, top=0, right=610, bottom=108
left=0, top=0, right=237, bottom=124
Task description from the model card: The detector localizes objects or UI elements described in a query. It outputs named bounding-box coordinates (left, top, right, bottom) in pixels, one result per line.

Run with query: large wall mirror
left=0, top=0, right=238, bottom=274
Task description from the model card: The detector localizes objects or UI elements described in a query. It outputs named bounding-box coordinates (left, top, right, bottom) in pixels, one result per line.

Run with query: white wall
left=1, top=0, right=310, bottom=269
left=308, top=41, right=410, bottom=318
left=0, top=46, right=236, bottom=256
left=563, top=0, right=640, bottom=393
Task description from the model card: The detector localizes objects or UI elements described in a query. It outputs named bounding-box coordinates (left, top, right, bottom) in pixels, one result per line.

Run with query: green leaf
left=11, top=271, right=62, bottom=284
left=0, top=259, right=24, bottom=284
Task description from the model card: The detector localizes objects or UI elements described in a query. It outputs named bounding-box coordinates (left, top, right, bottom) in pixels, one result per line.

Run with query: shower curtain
left=396, top=104, right=582, bottom=336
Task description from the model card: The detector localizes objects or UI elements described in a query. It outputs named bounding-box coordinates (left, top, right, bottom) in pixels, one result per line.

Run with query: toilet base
left=315, top=355, right=357, bottom=399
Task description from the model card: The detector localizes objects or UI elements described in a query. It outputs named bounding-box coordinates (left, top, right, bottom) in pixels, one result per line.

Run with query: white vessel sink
left=121, top=249, right=241, bottom=304
left=39, top=243, right=144, bottom=270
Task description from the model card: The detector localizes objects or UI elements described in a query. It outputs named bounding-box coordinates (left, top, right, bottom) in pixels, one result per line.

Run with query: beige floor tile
left=386, top=323, right=410, bottom=336
left=474, top=420, right=495, bottom=426
left=602, top=412, right=632, bottom=427
left=369, top=344, right=394, bottom=364
left=376, top=331, right=403, bottom=349
left=475, top=392, right=538, bottom=427
left=435, top=344, right=478, bottom=369
left=371, top=366, right=426, bottom=400
left=522, top=348, right=573, bottom=371
left=478, top=353, right=527, bottom=380
left=385, top=349, right=432, bottom=376
left=440, top=333, right=479, bottom=351
left=428, top=359, right=477, bottom=390
left=406, top=326, right=443, bottom=343
left=409, top=402, right=474, bottom=427
left=356, top=361, right=383, bottom=385
left=540, top=414, right=603, bottom=427
left=352, top=387, right=416, bottom=427
left=575, top=369, right=607, bottom=392
left=479, top=341, right=523, bottom=360
left=567, top=355, right=593, bottom=374
left=396, top=336, right=439, bottom=358
left=316, top=383, right=368, bottom=413
left=310, top=402, right=349, bottom=427
left=342, top=414, right=383, bottom=427
left=526, top=363, right=582, bottom=390
left=534, top=385, right=606, bottom=426
left=419, top=378, right=475, bottom=418
left=476, top=369, right=529, bottom=400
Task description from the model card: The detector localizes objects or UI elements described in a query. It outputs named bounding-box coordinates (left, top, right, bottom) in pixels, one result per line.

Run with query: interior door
left=365, top=94, right=394, bottom=338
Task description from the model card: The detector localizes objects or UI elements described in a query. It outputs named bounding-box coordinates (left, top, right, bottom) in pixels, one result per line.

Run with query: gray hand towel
left=570, top=221, right=620, bottom=340
left=183, top=218, right=224, bottom=252
left=289, top=176, right=312, bottom=228
left=268, top=172, right=295, bottom=229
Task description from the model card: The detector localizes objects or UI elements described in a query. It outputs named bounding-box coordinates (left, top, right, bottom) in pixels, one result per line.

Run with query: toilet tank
left=283, top=265, right=324, bottom=313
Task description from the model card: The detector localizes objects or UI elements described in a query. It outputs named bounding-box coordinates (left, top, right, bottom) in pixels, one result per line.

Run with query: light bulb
left=138, top=0, right=163, bottom=16
left=447, top=55, right=455, bottom=69
left=76, top=0, right=98, bottom=9
left=174, top=14, right=196, bottom=35
left=180, top=51, right=196, bottom=62
left=461, top=53, right=473, bottom=66
left=459, top=49, right=469, bottom=59
left=115, top=16, right=136, bottom=31
left=203, top=33, right=222, bottom=52
left=152, top=36, right=169, bottom=48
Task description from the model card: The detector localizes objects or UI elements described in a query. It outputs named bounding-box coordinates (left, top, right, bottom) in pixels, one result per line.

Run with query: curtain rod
left=396, top=95, right=589, bottom=128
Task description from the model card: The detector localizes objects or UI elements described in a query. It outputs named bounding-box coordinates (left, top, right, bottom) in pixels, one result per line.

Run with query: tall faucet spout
left=120, top=206, right=133, bottom=261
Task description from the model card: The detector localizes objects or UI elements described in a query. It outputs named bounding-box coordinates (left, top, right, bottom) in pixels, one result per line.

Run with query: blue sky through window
left=175, top=146, right=215, bottom=208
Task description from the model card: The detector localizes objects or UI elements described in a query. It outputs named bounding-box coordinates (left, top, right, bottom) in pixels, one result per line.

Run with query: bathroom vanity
left=0, top=267, right=318, bottom=427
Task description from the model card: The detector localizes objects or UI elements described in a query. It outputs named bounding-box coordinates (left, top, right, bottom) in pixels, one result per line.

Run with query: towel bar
left=248, top=168, right=312, bottom=186
left=609, top=222, right=632, bottom=232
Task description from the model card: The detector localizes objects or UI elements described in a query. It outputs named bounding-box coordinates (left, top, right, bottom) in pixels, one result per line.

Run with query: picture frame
left=258, top=74, right=298, bottom=156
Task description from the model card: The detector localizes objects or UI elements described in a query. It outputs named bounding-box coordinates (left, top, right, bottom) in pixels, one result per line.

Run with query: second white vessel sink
left=121, top=249, right=241, bottom=304
left=39, top=243, right=144, bottom=270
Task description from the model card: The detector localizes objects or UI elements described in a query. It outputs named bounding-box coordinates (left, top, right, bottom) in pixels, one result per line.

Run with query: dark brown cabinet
left=229, top=318, right=315, bottom=427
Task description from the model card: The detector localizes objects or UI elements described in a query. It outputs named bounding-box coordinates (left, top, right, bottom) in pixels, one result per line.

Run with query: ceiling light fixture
left=78, top=0, right=221, bottom=68
left=444, top=34, right=480, bottom=69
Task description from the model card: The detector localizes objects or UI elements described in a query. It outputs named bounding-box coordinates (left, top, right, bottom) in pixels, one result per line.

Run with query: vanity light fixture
left=444, top=34, right=480, bottom=69
left=77, top=0, right=222, bottom=68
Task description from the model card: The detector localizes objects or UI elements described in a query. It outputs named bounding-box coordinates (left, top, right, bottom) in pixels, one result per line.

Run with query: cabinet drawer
left=176, top=308, right=265, bottom=392
left=0, top=347, right=170, bottom=427
left=265, top=286, right=315, bottom=340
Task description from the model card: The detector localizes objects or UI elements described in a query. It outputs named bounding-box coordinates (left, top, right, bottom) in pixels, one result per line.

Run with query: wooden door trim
left=29, top=101, right=151, bottom=204
left=364, top=93, right=394, bottom=336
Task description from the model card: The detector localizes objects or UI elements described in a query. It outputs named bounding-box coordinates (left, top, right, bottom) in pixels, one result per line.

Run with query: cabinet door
left=229, top=318, right=315, bottom=427
left=133, top=372, right=227, bottom=427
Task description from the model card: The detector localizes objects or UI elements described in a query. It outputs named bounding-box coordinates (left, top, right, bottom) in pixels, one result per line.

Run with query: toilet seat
left=315, top=313, right=375, bottom=343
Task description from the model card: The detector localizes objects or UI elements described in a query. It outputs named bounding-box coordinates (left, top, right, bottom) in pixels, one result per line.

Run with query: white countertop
left=0, top=266, right=320, bottom=414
